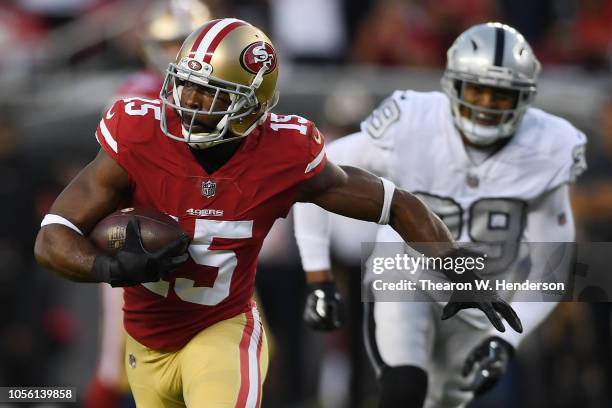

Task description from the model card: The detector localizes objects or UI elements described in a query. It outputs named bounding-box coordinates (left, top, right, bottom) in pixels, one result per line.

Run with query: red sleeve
left=95, top=100, right=124, bottom=162
left=263, top=113, right=327, bottom=183
left=94, top=98, right=163, bottom=192
left=95, top=98, right=160, bottom=159
left=302, top=124, right=327, bottom=181
left=258, top=113, right=328, bottom=218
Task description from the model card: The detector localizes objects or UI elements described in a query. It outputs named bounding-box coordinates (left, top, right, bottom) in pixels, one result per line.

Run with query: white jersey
left=361, top=90, right=585, bottom=229
left=367, top=89, right=584, bottom=287
left=295, top=89, right=585, bottom=335
left=300, top=89, right=585, bottom=264
left=378, top=91, right=582, bottom=323
left=295, top=90, right=586, bottom=407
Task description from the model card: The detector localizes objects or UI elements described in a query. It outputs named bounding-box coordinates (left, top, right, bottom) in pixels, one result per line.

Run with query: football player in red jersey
left=35, top=18, right=521, bottom=407
left=83, top=2, right=212, bottom=407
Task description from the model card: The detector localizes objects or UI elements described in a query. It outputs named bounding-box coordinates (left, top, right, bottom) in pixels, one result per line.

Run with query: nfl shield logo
left=201, top=180, right=216, bottom=198
left=466, top=173, right=479, bottom=188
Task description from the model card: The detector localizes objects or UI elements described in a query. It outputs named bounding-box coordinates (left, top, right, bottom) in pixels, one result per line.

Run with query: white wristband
left=41, top=214, right=84, bottom=236
left=378, top=178, right=396, bottom=225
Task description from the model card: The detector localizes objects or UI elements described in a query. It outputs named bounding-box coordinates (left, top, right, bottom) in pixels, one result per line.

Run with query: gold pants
left=125, top=306, right=268, bottom=408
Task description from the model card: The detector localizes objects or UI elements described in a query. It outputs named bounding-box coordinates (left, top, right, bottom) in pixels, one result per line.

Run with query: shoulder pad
left=264, top=113, right=326, bottom=177
left=95, top=97, right=163, bottom=158
left=520, top=109, right=588, bottom=189
left=360, top=90, right=405, bottom=140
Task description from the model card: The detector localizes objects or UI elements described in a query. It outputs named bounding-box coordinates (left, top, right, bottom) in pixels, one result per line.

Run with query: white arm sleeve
left=294, top=203, right=332, bottom=271
left=493, top=184, right=575, bottom=348
left=294, top=131, right=392, bottom=272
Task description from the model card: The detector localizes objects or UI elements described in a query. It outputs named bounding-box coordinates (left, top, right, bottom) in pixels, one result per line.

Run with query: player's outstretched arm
left=297, top=160, right=523, bottom=333
left=297, top=161, right=455, bottom=253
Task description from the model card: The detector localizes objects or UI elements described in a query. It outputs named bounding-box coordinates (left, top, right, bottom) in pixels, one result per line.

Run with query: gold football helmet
left=160, top=18, right=280, bottom=149
left=142, top=0, right=211, bottom=73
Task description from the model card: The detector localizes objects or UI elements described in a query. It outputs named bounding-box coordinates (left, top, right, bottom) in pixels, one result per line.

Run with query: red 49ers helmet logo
left=240, top=42, right=277, bottom=75
left=188, top=60, right=203, bottom=71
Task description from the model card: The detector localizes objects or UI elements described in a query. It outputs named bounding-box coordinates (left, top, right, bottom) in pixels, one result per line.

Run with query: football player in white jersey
left=296, top=22, right=587, bottom=408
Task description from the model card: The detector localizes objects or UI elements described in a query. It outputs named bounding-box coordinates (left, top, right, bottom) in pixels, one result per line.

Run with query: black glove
left=91, top=217, right=190, bottom=287
left=439, top=248, right=523, bottom=333
left=303, top=281, right=345, bottom=331
left=461, top=336, right=514, bottom=395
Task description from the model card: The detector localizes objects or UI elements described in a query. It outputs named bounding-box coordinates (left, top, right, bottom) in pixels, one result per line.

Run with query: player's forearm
left=307, top=165, right=456, bottom=255
left=34, top=225, right=99, bottom=282
left=311, top=165, right=385, bottom=222
left=389, top=189, right=457, bottom=257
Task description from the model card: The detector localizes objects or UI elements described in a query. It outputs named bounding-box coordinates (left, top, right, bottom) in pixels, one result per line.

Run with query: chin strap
left=458, top=117, right=503, bottom=143
left=189, top=108, right=270, bottom=149
left=172, top=84, right=183, bottom=113
left=251, top=65, right=267, bottom=89
left=188, top=132, right=248, bottom=150
left=182, top=96, right=249, bottom=145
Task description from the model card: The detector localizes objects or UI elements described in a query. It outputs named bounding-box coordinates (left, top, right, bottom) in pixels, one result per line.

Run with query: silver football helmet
left=441, top=22, right=541, bottom=146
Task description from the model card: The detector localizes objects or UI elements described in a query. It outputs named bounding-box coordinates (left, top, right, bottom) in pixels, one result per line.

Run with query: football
left=89, top=207, right=188, bottom=255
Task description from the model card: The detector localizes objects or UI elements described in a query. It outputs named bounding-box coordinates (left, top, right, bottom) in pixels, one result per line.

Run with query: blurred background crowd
left=0, top=0, right=611, bottom=407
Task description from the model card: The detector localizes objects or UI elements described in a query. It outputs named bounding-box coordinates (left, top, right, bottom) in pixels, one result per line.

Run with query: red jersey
left=95, top=98, right=326, bottom=351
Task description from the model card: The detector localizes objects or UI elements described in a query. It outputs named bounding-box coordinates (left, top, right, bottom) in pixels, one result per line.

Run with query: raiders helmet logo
left=240, top=42, right=277, bottom=75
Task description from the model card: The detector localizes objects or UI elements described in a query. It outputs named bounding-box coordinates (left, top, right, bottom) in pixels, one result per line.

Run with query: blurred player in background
left=34, top=17, right=520, bottom=407
left=84, top=2, right=211, bottom=407
left=113, top=0, right=212, bottom=102
left=295, top=22, right=586, bottom=408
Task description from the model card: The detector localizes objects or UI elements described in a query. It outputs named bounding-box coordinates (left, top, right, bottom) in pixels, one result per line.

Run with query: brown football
left=89, top=207, right=188, bottom=255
